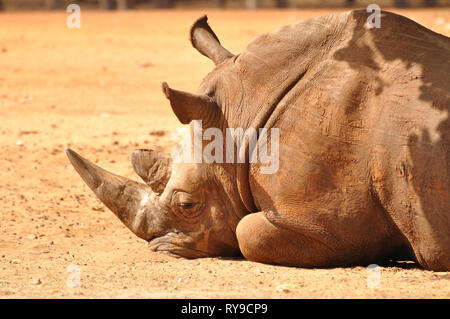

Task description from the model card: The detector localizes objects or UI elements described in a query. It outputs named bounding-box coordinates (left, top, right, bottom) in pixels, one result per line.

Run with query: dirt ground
left=0, top=8, right=449, bottom=299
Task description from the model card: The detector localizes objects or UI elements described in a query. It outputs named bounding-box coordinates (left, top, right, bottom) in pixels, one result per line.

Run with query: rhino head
left=67, top=16, right=253, bottom=259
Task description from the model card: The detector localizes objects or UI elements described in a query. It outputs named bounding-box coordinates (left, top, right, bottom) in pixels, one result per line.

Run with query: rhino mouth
left=148, top=232, right=210, bottom=259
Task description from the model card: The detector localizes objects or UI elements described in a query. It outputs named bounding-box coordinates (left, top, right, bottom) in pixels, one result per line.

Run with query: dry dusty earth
left=0, top=8, right=449, bottom=299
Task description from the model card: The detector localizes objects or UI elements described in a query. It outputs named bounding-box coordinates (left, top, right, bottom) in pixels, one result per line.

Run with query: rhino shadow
left=332, top=11, right=449, bottom=265
left=377, top=260, right=421, bottom=270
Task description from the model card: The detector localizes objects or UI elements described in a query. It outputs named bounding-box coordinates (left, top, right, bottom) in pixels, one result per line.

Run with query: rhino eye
left=173, top=192, right=201, bottom=215
left=180, top=202, right=195, bottom=210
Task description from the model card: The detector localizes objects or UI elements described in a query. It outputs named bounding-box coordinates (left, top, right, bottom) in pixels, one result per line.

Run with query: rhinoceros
left=66, top=10, right=449, bottom=271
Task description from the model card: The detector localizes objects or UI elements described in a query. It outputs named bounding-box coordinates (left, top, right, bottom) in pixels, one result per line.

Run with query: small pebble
left=31, top=278, right=41, bottom=285
left=276, top=284, right=295, bottom=293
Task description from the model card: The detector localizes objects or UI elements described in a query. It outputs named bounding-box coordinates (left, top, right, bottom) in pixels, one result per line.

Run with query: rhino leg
left=236, top=212, right=344, bottom=267
left=236, top=210, right=404, bottom=268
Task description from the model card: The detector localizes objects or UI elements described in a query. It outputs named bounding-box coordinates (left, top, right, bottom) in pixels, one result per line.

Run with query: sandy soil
left=0, top=8, right=449, bottom=299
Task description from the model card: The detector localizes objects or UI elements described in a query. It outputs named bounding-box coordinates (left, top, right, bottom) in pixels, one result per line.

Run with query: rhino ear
left=130, top=149, right=172, bottom=194
left=190, top=15, right=233, bottom=65
left=162, top=82, right=220, bottom=127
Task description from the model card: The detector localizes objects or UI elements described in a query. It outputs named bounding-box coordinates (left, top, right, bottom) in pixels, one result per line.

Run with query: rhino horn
left=130, top=149, right=172, bottom=194
left=162, top=82, right=220, bottom=127
left=66, top=148, right=161, bottom=241
left=190, top=15, right=233, bottom=65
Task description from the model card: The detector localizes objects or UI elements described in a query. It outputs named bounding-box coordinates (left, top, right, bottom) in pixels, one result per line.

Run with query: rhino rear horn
left=162, top=82, right=221, bottom=127
left=130, top=149, right=172, bottom=194
left=190, top=15, right=233, bottom=65
left=66, top=148, right=160, bottom=241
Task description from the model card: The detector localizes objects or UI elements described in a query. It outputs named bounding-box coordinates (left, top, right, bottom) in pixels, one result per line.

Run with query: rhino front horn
left=66, top=148, right=161, bottom=241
